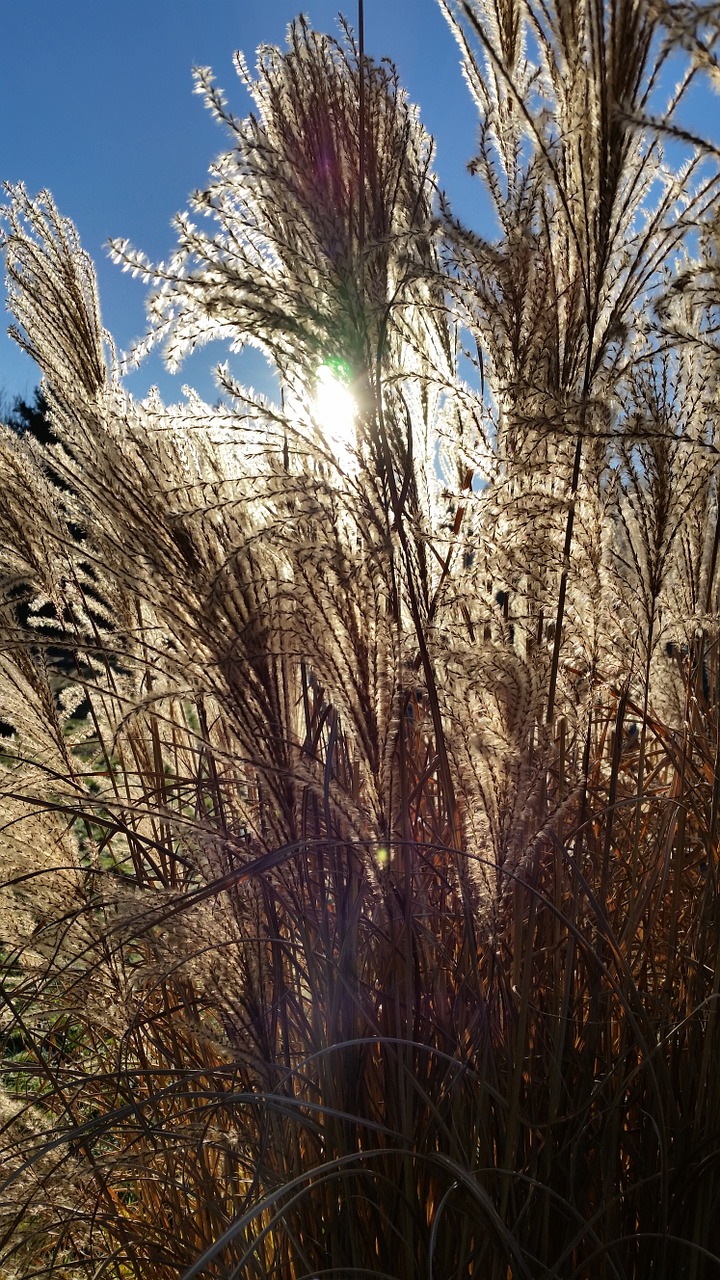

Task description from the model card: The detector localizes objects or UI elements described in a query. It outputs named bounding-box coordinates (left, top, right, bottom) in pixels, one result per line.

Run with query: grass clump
left=2, top=4, right=720, bottom=1277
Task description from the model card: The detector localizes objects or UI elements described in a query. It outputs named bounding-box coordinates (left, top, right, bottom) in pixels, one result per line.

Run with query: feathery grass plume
left=439, top=0, right=720, bottom=723
left=2, top=6, right=720, bottom=1279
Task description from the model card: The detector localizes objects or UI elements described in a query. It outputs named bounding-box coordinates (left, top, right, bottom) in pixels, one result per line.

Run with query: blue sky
left=0, top=2, right=483, bottom=409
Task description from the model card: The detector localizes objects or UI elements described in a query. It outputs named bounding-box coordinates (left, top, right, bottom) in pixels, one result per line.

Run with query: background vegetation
left=2, top=1, right=720, bottom=1276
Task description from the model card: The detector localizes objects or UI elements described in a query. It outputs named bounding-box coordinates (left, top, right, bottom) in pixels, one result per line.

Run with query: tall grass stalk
left=2, top=5, right=720, bottom=1277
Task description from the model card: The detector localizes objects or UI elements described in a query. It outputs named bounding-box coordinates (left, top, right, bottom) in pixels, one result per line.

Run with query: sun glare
left=314, top=360, right=357, bottom=459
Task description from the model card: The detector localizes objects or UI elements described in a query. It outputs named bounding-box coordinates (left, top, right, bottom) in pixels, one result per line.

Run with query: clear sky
left=0, top=2, right=484, bottom=409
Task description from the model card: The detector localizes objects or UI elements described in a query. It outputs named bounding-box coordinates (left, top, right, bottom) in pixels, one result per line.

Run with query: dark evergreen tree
left=5, top=386, right=53, bottom=445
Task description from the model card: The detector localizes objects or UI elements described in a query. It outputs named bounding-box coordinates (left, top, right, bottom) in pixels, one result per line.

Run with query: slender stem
left=546, top=431, right=583, bottom=722
left=358, top=0, right=366, bottom=265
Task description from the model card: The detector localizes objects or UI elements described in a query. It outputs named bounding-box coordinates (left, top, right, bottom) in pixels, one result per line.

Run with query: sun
left=314, top=359, right=357, bottom=459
